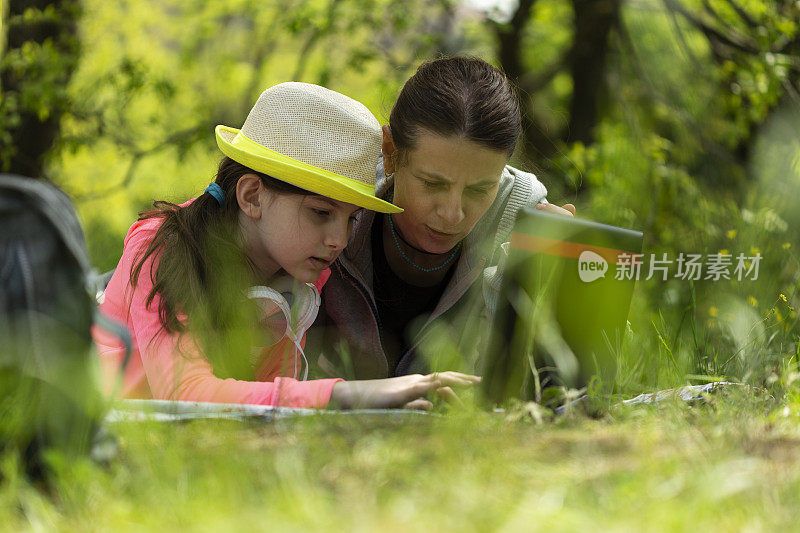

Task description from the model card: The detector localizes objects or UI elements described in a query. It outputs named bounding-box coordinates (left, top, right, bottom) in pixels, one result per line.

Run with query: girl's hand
left=329, top=371, right=481, bottom=410
left=535, top=202, right=576, bottom=217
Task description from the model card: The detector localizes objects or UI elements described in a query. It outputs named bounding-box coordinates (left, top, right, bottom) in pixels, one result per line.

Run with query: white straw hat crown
left=216, top=82, right=400, bottom=213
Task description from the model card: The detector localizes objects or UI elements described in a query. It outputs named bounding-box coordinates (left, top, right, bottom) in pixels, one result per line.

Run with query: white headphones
left=247, top=277, right=321, bottom=381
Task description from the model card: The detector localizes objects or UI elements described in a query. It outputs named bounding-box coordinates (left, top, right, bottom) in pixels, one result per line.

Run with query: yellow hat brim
left=215, top=126, right=402, bottom=214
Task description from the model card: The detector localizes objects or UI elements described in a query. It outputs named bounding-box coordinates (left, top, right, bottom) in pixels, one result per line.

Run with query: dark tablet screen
left=481, top=207, right=644, bottom=404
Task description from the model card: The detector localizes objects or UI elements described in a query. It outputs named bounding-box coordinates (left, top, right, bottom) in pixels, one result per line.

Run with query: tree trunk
left=494, top=0, right=555, bottom=163
left=0, top=0, right=81, bottom=179
left=565, top=0, right=621, bottom=146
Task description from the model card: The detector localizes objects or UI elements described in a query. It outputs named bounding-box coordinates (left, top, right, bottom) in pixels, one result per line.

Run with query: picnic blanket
left=105, top=399, right=430, bottom=422
left=618, top=381, right=750, bottom=405
left=552, top=381, right=760, bottom=414
left=105, top=382, right=756, bottom=423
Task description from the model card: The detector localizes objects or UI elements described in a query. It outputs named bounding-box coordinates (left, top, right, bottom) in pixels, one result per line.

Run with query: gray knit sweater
left=308, top=158, right=548, bottom=379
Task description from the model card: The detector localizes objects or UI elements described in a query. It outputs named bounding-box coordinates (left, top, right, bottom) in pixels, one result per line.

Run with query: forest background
left=2, top=0, right=800, bottom=529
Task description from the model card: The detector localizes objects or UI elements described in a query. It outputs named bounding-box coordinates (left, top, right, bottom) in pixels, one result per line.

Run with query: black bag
left=0, top=174, right=128, bottom=477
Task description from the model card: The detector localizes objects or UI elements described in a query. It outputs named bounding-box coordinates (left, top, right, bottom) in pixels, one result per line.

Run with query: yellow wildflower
left=726, top=230, right=737, bottom=239
left=718, top=249, right=729, bottom=256
left=780, top=294, right=788, bottom=302
left=709, top=306, right=719, bottom=317
left=782, top=242, right=791, bottom=250
left=748, top=296, right=758, bottom=307
left=750, top=246, right=761, bottom=255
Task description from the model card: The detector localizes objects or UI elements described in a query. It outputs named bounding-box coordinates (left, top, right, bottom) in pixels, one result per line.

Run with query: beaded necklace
left=387, top=214, right=461, bottom=273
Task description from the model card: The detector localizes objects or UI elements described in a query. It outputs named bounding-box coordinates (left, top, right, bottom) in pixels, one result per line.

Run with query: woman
left=93, top=82, right=479, bottom=409
left=311, top=57, right=575, bottom=379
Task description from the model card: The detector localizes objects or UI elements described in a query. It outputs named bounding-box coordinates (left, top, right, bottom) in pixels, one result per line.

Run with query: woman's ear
left=381, top=125, right=397, bottom=175
left=236, top=174, right=264, bottom=219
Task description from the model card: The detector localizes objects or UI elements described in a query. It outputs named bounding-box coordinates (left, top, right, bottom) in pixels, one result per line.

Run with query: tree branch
left=517, top=54, right=568, bottom=95
left=662, top=0, right=760, bottom=56
left=617, top=16, right=739, bottom=168
left=292, top=0, right=343, bottom=81
left=722, top=0, right=759, bottom=29
left=74, top=124, right=207, bottom=202
left=490, top=0, right=537, bottom=79
left=235, top=11, right=284, bottom=119
left=666, top=0, right=706, bottom=73
left=490, top=0, right=558, bottom=161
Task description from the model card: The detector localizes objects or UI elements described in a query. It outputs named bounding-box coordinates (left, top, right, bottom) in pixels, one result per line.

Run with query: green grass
left=3, top=388, right=800, bottom=531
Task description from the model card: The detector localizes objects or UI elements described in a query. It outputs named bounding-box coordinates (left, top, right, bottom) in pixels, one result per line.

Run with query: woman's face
left=388, top=130, right=509, bottom=254
left=239, top=177, right=362, bottom=283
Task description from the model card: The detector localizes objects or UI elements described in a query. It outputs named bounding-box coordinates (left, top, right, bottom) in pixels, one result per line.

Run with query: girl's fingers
left=403, top=398, right=433, bottom=411
left=392, top=372, right=482, bottom=407
left=436, top=371, right=480, bottom=380
left=403, top=378, right=440, bottom=401
left=430, top=371, right=482, bottom=387
left=435, top=386, right=464, bottom=407
left=449, top=371, right=482, bottom=383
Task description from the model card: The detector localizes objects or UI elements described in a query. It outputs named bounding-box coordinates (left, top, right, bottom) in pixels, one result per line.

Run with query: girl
left=94, top=82, right=479, bottom=409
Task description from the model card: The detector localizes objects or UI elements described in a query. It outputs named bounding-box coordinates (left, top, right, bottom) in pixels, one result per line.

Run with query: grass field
left=2, top=386, right=800, bottom=532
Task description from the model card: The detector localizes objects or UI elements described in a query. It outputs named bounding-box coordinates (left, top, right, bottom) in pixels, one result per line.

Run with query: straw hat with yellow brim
left=215, top=82, right=401, bottom=214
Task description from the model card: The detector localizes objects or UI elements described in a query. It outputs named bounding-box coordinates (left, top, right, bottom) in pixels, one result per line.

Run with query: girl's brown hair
left=130, top=157, right=314, bottom=378
left=389, top=56, right=521, bottom=162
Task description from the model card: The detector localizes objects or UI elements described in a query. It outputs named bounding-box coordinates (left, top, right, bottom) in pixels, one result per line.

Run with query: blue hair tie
left=205, top=183, right=225, bottom=206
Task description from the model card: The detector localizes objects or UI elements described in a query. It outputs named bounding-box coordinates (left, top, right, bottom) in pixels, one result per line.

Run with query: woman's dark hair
left=130, top=157, right=313, bottom=378
left=389, top=56, right=521, bottom=162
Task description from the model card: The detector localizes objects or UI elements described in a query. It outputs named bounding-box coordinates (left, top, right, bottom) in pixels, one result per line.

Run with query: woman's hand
left=329, top=371, right=481, bottom=410
left=535, top=202, right=576, bottom=217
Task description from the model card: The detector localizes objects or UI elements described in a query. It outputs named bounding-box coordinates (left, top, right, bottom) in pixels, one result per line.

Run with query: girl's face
left=387, top=129, right=509, bottom=254
left=238, top=177, right=362, bottom=283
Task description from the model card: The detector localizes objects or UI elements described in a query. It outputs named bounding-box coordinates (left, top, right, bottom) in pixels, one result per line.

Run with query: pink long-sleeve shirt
left=93, top=214, right=342, bottom=408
